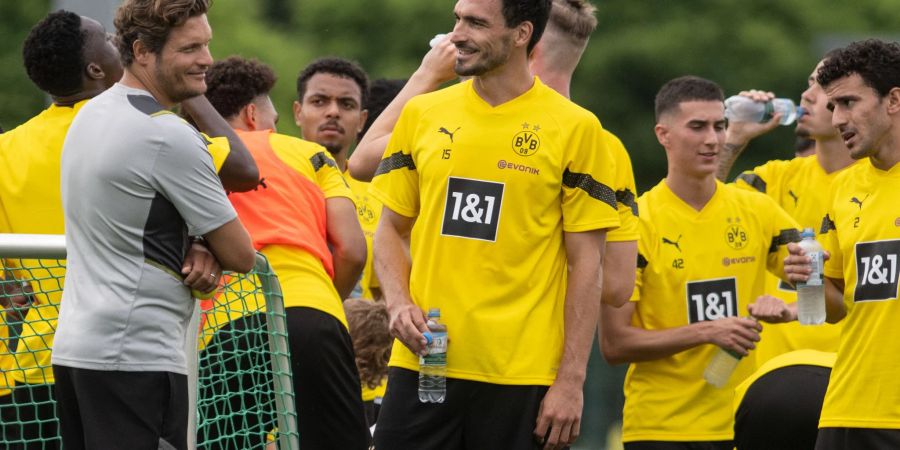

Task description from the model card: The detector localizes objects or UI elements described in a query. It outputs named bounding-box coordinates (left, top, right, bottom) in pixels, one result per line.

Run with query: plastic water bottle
left=724, top=96, right=805, bottom=125
left=796, top=227, right=827, bottom=325
left=418, top=308, right=447, bottom=403
left=703, top=347, right=742, bottom=388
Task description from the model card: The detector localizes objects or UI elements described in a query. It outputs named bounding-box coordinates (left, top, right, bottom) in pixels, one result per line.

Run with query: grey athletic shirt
left=53, top=83, right=237, bottom=374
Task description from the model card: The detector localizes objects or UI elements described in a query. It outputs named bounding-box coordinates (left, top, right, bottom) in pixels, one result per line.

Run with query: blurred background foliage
left=1, top=1, right=899, bottom=448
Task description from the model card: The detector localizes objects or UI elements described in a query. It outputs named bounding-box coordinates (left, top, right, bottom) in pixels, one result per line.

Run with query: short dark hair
left=22, top=10, right=86, bottom=97
left=502, top=0, right=552, bottom=54
left=114, top=0, right=210, bottom=67
left=654, top=75, right=724, bottom=121
left=205, top=56, right=277, bottom=119
left=296, top=57, right=369, bottom=107
left=361, top=78, right=406, bottom=137
left=817, top=39, right=900, bottom=97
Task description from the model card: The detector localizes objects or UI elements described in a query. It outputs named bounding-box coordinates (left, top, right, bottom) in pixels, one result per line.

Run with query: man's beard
left=323, top=142, right=343, bottom=156
left=155, top=62, right=204, bottom=103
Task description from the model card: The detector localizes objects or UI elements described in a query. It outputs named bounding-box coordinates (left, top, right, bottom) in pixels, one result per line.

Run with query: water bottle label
left=854, top=240, right=900, bottom=302
left=428, top=332, right=448, bottom=354
left=805, top=251, right=823, bottom=286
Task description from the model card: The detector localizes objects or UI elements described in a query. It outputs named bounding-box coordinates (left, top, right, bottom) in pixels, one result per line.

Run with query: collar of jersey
left=862, top=156, right=900, bottom=178
left=657, top=178, right=724, bottom=220
left=464, top=76, right=544, bottom=112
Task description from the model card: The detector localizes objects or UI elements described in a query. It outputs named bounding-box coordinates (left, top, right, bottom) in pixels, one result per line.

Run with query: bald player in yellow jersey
left=601, top=76, right=799, bottom=450
left=0, top=10, right=257, bottom=448
left=784, top=39, right=900, bottom=449
left=716, top=56, right=857, bottom=366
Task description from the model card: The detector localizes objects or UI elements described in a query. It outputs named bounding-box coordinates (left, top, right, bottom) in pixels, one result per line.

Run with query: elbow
left=601, top=286, right=632, bottom=308
left=228, top=247, right=257, bottom=274
left=336, top=239, right=367, bottom=273
left=347, top=155, right=374, bottom=182
left=599, top=336, right=627, bottom=365
left=221, top=165, right=260, bottom=193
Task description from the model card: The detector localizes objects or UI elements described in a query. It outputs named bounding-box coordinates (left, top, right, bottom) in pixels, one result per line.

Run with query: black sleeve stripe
left=310, top=152, right=338, bottom=172
left=616, top=188, right=639, bottom=217
left=737, top=172, right=767, bottom=193
left=374, top=151, right=417, bottom=177
left=637, top=253, right=649, bottom=269
left=769, top=228, right=801, bottom=253
left=562, top=168, right=617, bottom=210
left=820, top=214, right=837, bottom=234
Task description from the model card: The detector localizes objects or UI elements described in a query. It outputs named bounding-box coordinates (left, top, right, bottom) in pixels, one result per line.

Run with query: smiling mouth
left=841, top=131, right=856, bottom=144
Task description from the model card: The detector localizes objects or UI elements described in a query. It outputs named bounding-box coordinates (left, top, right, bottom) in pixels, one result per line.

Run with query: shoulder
left=405, top=81, right=469, bottom=114
left=269, top=132, right=337, bottom=171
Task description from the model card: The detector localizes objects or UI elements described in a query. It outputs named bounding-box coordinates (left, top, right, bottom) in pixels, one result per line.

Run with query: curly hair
left=343, top=298, right=391, bottom=390
left=22, top=10, right=86, bottom=97
left=502, top=0, right=552, bottom=54
left=205, top=56, right=277, bottom=119
left=114, top=0, right=210, bottom=66
left=654, top=75, right=724, bottom=121
left=817, top=39, right=900, bottom=97
left=296, top=57, right=369, bottom=107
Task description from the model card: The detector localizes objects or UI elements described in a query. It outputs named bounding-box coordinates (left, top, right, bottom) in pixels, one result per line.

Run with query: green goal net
left=0, top=234, right=299, bottom=449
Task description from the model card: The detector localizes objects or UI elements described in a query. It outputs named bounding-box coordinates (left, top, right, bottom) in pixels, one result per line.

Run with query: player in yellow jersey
left=204, top=56, right=370, bottom=450
left=716, top=54, right=856, bottom=367
left=600, top=76, right=800, bottom=450
left=783, top=39, right=900, bottom=449
left=371, top=1, right=619, bottom=449
left=0, top=10, right=258, bottom=449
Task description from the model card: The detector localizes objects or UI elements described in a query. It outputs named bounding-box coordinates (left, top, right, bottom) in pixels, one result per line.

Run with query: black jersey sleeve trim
left=820, top=214, right=837, bottom=234
left=562, top=168, right=617, bottom=210
left=637, top=253, right=649, bottom=269
left=310, top=152, right=338, bottom=172
left=616, top=188, right=639, bottom=217
left=769, top=228, right=801, bottom=253
left=374, top=151, right=417, bottom=177
left=737, top=172, right=767, bottom=193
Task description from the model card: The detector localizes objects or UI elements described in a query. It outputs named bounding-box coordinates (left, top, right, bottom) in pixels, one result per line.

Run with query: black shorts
left=197, top=313, right=275, bottom=450
left=10, top=381, right=59, bottom=450
left=286, top=307, right=370, bottom=450
left=52, top=365, right=188, bottom=450
left=734, top=364, right=830, bottom=450
left=374, top=367, right=560, bottom=450
left=624, top=441, right=733, bottom=450
left=815, top=427, right=900, bottom=450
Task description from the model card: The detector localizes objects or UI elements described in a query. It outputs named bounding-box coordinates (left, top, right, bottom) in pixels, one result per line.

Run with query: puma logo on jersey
left=438, top=126, right=461, bottom=143
left=662, top=235, right=682, bottom=252
left=788, top=190, right=799, bottom=206
left=851, top=195, right=869, bottom=210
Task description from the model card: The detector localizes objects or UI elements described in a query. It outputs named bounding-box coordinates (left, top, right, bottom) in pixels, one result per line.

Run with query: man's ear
left=514, top=21, right=533, bottom=50
left=654, top=123, right=669, bottom=148
left=238, top=103, right=258, bottom=130
left=86, top=62, right=105, bottom=80
left=358, top=109, right=369, bottom=134
left=132, top=39, right=153, bottom=66
left=293, top=100, right=303, bottom=127
left=886, top=87, right=900, bottom=115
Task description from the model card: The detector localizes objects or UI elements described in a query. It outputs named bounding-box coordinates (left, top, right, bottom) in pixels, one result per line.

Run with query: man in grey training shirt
left=52, top=1, right=255, bottom=449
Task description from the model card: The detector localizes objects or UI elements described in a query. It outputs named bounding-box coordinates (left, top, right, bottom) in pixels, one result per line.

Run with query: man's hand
left=386, top=299, right=429, bottom=356
left=534, top=379, right=582, bottom=449
left=416, top=34, right=457, bottom=86
left=784, top=242, right=830, bottom=284
left=749, top=295, right=796, bottom=323
left=701, top=317, right=761, bottom=356
left=0, top=278, right=33, bottom=322
left=182, top=242, right=222, bottom=294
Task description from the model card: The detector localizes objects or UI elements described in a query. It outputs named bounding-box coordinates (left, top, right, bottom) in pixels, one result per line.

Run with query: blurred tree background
left=1, top=1, right=899, bottom=448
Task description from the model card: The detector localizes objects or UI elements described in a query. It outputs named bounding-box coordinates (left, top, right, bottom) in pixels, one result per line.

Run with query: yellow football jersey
left=623, top=180, right=799, bottom=442
left=735, top=155, right=855, bottom=365
left=370, top=78, right=619, bottom=385
left=605, top=130, right=639, bottom=243
left=819, top=158, right=900, bottom=429
left=0, top=103, right=84, bottom=386
left=345, top=170, right=382, bottom=300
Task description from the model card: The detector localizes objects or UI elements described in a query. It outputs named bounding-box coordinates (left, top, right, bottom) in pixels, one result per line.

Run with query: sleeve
left=204, top=134, right=231, bottom=173
left=734, top=159, right=790, bottom=196
left=630, top=208, right=652, bottom=302
left=310, top=150, right=353, bottom=200
left=763, top=195, right=801, bottom=278
left=368, top=102, right=420, bottom=218
left=604, top=131, right=639, bottom=242
left=151, top=121, right=237, bottom=236
left=561, top=117, right=620, bottom=232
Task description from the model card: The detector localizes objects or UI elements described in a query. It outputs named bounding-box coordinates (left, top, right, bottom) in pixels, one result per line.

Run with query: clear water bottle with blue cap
left=419, top=308, right=448, bottom=403
left=796, top=227, right=827, bottom=325
left=725, top=96, right=805, bottom=125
